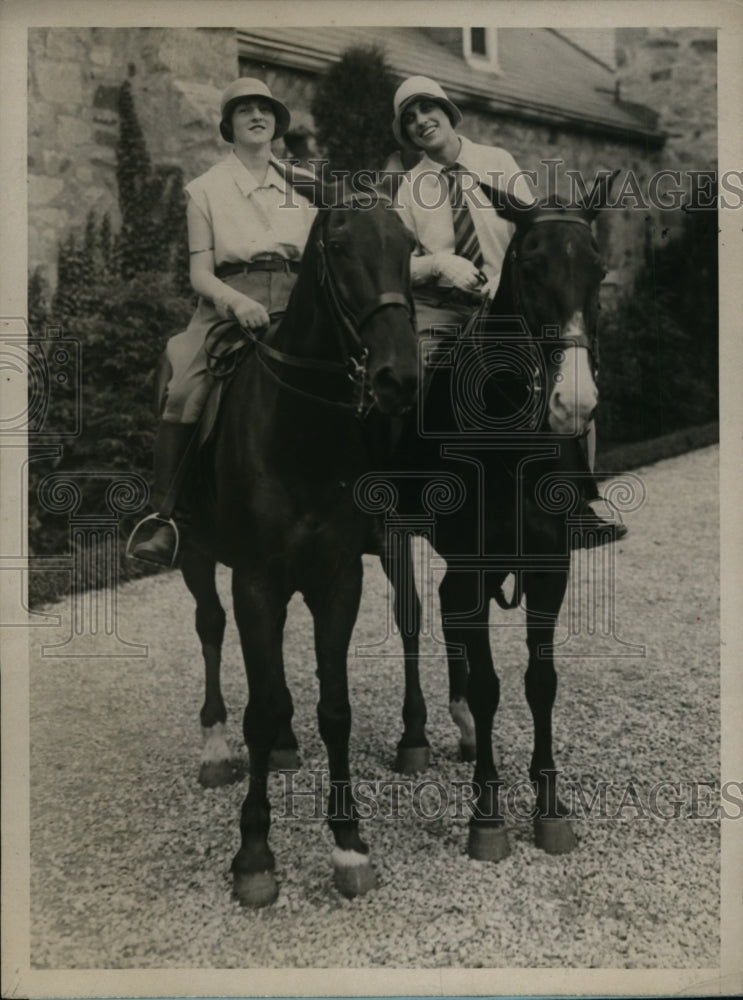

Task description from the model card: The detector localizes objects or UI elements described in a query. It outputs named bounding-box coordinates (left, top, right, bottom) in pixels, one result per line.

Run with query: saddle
left=157, top=315, right=282, bottom=448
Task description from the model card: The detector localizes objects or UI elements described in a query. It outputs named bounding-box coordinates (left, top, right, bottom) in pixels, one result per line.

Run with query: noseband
left=315, top=221, right=414, bottom=413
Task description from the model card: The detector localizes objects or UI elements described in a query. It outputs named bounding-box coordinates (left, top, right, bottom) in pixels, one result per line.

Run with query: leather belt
left=216, top=258, right=300, bottom=279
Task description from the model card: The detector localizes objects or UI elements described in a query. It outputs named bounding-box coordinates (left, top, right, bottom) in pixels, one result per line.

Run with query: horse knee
left=317, top=702, right=351, bottom=747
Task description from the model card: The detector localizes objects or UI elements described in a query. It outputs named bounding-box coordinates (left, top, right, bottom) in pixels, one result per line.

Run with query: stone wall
left=239, top=53, right=661, bottom=290
left=31, top=27, right=714, bottom=296
left=616, top=27, right=717, bottom=173
left=459, top=111, right=663, bottom=283
left=28, top=27, right=239, bottom=287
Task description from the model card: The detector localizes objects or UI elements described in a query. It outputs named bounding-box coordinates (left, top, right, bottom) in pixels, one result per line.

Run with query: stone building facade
left=28, top=27, right=237, bottom=287
left=28, top=26, right=717, bottom=292
left=616, top=27, right=717, bottom=174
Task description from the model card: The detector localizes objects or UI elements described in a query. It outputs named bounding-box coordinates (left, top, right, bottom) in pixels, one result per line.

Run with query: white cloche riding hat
left=392, top=75, right=463, bottom=150
left=219, top=77, right=291, bottom=143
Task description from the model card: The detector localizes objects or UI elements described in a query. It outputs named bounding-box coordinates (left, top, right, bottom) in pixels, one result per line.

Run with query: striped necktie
left=443, top=164, right=485, bottom=271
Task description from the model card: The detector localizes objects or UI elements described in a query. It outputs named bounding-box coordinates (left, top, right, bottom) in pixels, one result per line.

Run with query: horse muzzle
left=547, top=340, right=598, bottom=436
left=371, top=365, right=419, bottom=417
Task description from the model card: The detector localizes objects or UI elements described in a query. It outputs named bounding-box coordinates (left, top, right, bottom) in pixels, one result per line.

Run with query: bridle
left=469, top=212, right=603, bottom=611
left=508, top=213, right=599, bottom=358
left=462, top=212, right=603, bottom=437
left=208, top=208, right=415, bottom=417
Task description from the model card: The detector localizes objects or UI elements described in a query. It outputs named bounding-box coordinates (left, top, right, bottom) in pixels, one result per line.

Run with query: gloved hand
left=411, top=253, right=484, bottom=292
left=481, top=274, right=501, bottom=301
left=434, top=253, right=485, bottom=291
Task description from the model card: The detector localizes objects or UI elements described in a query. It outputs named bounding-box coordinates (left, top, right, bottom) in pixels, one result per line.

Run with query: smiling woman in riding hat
left=390, top=74, right=626, bottom=545
left=131, top=78, right=316, bottom=566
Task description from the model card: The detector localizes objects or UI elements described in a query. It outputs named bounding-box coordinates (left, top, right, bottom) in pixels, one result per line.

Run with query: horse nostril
left=373, top=366, right=418, bottom=411
left=374, top=366, right=399, bottom=393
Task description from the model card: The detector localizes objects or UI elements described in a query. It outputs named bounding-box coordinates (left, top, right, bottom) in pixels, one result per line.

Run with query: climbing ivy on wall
left=28, top=80, right=194, bottom=605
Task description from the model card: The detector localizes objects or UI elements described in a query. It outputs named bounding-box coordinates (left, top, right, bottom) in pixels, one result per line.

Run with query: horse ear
left=494, top=191, right=540, bottom=227
left=578, top=169, right=620, bottom=219
left=277, top=163, right=336, bottom=210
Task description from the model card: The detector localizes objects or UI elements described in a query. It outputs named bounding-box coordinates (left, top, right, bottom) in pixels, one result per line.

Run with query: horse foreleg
left=441, top=570, right=510, bottom=862
left=307, top=559, right=377, bottom=899
left=524, top=568, right=577, bottom=855
left=439, top=602, right=476, bottom=763
left=438, top=570, right=478, bottom=762
left=380, top=536, right=430, bottom=774
left=180, top=546, right=232, bottom=787
left=230, top=569, right=293, bottom=907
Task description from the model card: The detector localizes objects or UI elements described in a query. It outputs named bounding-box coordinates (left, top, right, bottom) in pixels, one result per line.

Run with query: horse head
left=493, top=172, right=618, bottom=436
left=309, top=195, right=419, bottom=417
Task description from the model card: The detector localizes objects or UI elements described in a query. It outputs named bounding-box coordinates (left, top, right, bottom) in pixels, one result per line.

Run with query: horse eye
left=328, top=241, right=345, bottom=255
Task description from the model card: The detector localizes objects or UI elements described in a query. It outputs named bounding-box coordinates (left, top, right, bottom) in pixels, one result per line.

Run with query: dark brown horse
left=373, top=176, right=616, bottom=861
left=179, top=198, right=418, bottom=906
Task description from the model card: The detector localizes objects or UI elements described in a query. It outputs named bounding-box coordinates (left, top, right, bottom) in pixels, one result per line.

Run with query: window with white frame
left=463, top=27, right=500, bottom=72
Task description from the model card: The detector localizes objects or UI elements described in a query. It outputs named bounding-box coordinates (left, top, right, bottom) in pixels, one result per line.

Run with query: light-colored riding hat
left=219, top=77, right=291, bottom=143
left=392, top=75, right=463, bottom=150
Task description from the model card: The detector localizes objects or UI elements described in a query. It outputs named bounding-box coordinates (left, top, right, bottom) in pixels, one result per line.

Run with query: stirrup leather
left=126, top=512, right=181, bottom=568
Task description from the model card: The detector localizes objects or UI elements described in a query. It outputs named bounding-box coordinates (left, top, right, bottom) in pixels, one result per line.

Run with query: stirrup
left=592, top=494, right=627, bottom=531
left=126, top=512, right=181, bottom=568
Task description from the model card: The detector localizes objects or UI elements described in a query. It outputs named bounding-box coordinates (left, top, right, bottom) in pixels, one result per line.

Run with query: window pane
left=471, top=27, right=487, bottom=55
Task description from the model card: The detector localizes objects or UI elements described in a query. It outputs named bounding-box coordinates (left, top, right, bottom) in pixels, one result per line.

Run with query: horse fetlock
left=395, top=743, right=431, bottom=774
left=268, top=746, right=300, bottom=771
left=232, top=841, right=275, bottom=878
left=200, top=722, right=230, bottom=762
left=198, top=723, right=233, bottom=786
left=449, top=697, right=476, bottom=745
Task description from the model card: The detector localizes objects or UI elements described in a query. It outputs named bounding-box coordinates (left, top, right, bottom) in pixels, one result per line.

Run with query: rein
left=208, top=211, right=414, bottom=417
left=468, top=212, right=599, bottom=612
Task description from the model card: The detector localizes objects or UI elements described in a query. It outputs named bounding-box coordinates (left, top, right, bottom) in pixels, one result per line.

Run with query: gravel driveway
left=29, top=445, right=721, bottom=970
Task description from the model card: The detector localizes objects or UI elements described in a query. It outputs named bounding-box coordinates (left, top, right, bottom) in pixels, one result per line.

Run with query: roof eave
left=237, top=30, right=666, bottom=149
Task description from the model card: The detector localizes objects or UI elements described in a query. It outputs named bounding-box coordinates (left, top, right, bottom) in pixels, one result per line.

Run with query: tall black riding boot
left=129, top=420, right=199, bottom=567
left=572, top=435, right=628, bottom=548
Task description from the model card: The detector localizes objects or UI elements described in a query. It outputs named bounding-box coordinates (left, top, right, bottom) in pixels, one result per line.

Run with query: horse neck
left=489, top=243, right=516, bottom=316
left=274, top=246, right=340, bottom=362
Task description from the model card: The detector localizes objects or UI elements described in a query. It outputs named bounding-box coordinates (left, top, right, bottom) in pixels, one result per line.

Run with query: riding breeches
left=162, top=269, right=297, bottom=423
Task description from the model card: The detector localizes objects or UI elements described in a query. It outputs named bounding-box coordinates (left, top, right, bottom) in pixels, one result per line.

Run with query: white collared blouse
left=185, top=151, right=317, bottom=266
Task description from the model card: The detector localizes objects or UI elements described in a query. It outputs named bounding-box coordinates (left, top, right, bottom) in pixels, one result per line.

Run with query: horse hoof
left=395, top=745, right=430, bottom=774
left=332, top=849, right=378, bottom=898
left=268, top=747, right=300, bottom=771
left=468, top=824, right=510, bottom=862
left=198, top=760, right=235, bottom=788
left=459, top=742, right=476, bottom=762
left=534, top=817, right=577, bottom=854
left=233, top=870, right=279, bottom=908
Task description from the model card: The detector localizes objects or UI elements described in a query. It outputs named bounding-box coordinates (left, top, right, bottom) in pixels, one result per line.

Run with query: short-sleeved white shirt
left=185, top=152, right=317, bottom=266
left=395, top=136, right=535, bottom=287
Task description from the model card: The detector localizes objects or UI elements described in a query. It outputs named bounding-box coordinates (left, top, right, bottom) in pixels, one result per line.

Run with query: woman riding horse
left=390, top=75, right=625, bottom=544
left=130, top=78, right=317, bottom=566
